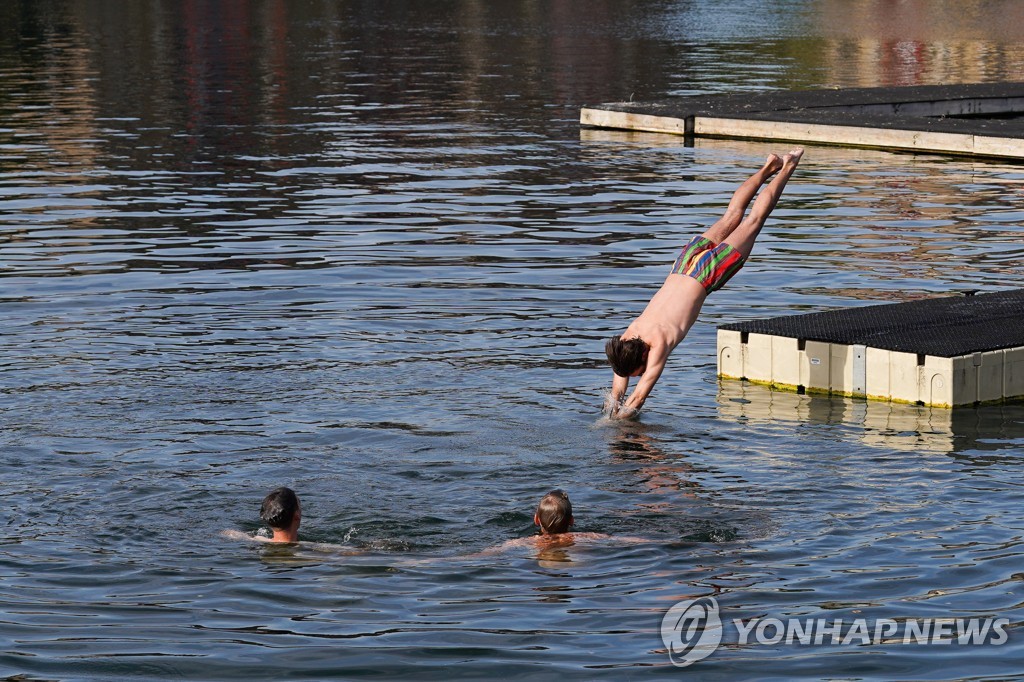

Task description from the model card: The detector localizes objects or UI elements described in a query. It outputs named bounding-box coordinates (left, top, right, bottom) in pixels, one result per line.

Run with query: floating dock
left=716, top=290, right=1024, bottom=408
left=581, top=83, right=1024, bottom=158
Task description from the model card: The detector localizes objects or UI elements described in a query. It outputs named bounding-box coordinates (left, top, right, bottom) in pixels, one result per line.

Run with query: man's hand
left=605, top=391, right=640, bottom=420
left=618, top=347, right=666, bottom=416
left=612, top=404, right=640, bottom=420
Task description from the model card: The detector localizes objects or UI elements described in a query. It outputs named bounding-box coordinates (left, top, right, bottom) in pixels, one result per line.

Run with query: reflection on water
left=816, top=0, right=1024, bottom=86
left=2, top=1, right=1024, bottom=679
left=718, top=379, right=1024, bottom=454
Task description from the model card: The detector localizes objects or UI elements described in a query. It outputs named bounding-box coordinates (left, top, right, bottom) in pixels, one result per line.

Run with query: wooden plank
left=973, top=135, right=1024, bottom=158
left=579, top=108, right=688, bottom=135
left=693, top=116, right=984, bottom=156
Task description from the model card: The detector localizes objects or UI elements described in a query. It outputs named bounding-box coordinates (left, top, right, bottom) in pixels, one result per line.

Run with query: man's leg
left=723, top=149, right=803, bottom=258
left=701, top=154, right=783, bottom=245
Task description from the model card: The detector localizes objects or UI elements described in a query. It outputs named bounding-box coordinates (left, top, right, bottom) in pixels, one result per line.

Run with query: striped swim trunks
left=670, top=236, right=745, bottom=293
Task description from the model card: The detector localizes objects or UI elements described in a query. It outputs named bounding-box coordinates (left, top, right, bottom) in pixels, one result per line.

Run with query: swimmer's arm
left=221, top=529, right=269, bottom=543
left=304, top=542, right=362, bottom=554
left=452, top=537, right=537, bottom=559
left=620, top=352, right=667, bottom=415
left=614, top=535, right=650, bottom=544
left=572, top=532, right=649, bottom=544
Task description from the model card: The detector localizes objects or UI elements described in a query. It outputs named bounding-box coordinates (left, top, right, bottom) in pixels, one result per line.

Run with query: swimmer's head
left=605, top=336, right=648, bottom=377
left=260, top=486, right=300, bottom=532
left=535, top=489, right=574, bottom=535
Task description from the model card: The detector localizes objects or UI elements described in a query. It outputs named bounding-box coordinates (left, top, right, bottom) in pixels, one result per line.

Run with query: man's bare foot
left=783, top=148, right=804, bottom=167
left=763, top=153, right=783, bottom=176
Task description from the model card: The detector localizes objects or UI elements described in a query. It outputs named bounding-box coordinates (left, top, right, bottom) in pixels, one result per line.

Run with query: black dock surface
left=720, top=290, right=1024, bottom=358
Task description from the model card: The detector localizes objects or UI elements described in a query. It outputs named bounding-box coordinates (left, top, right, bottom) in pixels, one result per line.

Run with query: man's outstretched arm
left=622, top=360, right=665, bottom=414
left=612, top=345, right=668, bottom=418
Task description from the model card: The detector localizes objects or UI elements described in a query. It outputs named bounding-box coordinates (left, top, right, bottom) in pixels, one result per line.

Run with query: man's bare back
left=605, top=150, right=804, bottom=418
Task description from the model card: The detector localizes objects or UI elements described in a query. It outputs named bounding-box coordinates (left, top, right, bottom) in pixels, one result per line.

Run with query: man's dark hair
left=260, top=487, right=299, bottom=529
left=537, top=490, right=573, bottom=534
left=605, top=336, right=648, bottom=377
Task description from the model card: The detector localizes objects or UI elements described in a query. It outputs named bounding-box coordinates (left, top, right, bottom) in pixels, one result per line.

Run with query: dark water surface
left=2, top=1, right=1024, bottom=679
